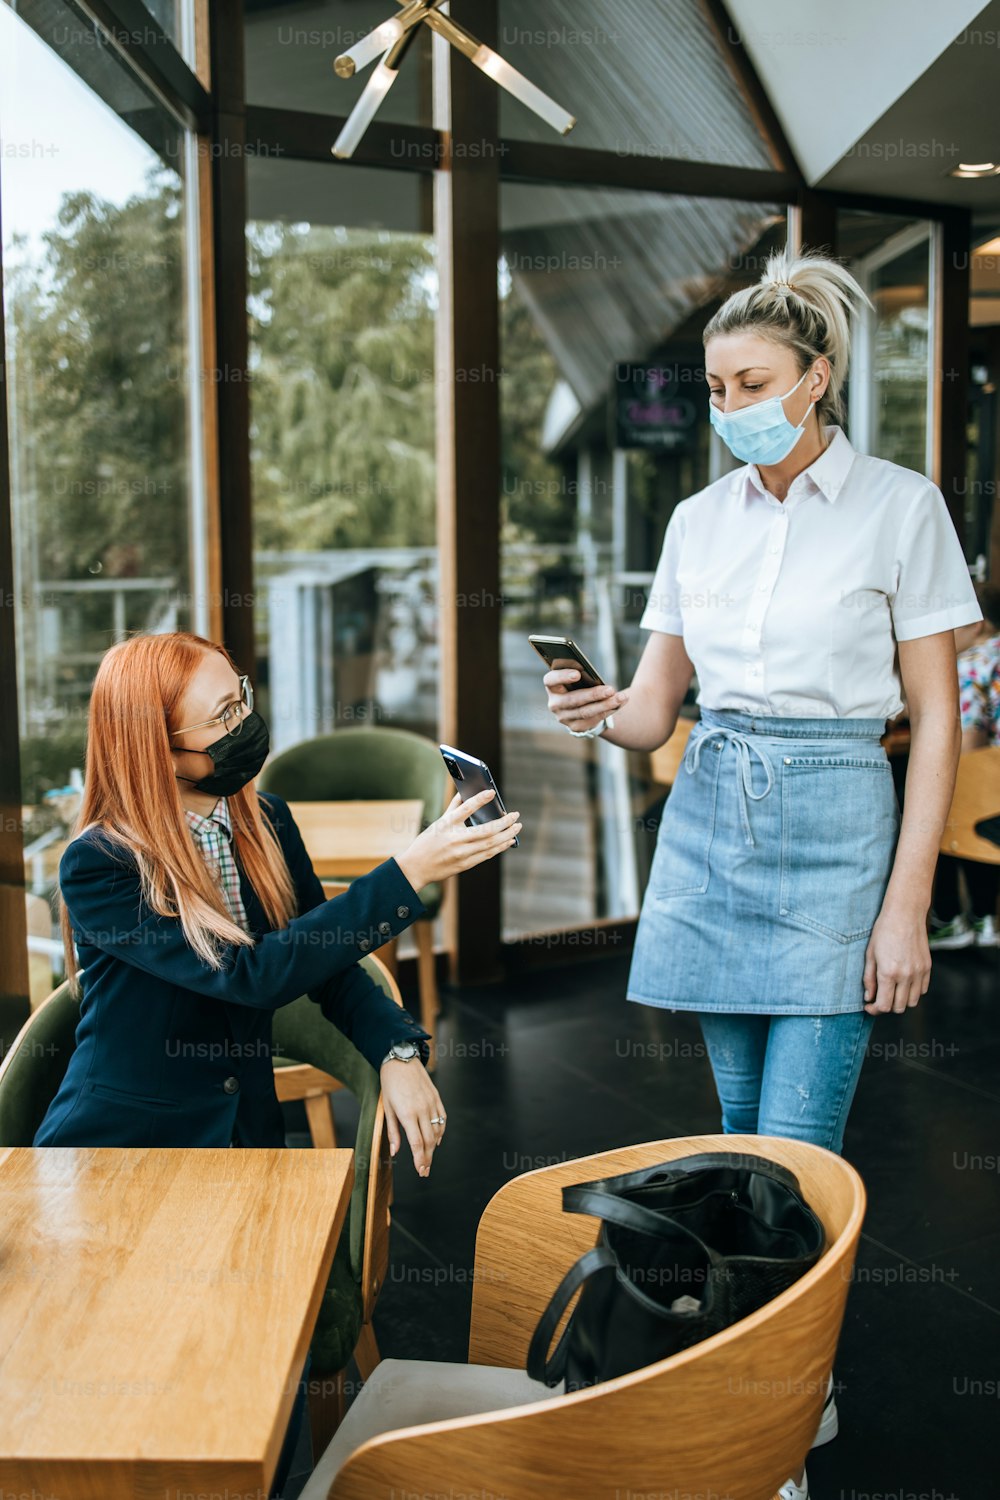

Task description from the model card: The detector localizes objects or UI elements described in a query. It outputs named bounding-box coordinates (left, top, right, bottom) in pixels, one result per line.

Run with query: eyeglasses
left=170, top=675, right=254, bottom=739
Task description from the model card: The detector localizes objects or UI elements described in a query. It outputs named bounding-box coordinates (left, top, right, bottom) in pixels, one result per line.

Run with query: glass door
left=847, top=218, right=936, bottom=476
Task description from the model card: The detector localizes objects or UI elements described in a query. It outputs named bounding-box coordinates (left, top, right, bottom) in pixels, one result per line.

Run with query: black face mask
left=175, top=710, right=270, bottom=797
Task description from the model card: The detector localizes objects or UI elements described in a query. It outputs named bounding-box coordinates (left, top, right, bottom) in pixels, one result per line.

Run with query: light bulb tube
left=472, top=44, right=576, bottom=134
left=334, top=0, right=427, bottom=78
left=332, top=58, right=399, bottom=158
left=420, top=10, right=575, bottom=135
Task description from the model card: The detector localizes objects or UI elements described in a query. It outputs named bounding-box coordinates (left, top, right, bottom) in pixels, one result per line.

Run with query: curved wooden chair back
left=329, top=1133, right=865, bottom=1500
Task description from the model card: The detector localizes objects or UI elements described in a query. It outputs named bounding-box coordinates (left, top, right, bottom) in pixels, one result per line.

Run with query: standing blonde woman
left=542, top=249, right=981, bottom=1500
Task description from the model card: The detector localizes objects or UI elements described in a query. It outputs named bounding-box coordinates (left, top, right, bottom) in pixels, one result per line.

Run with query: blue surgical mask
left=709, top=368, right=813, bottom=466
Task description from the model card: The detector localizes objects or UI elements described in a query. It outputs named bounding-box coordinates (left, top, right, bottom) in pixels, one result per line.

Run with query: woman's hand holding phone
left=544, top=667, right=628, bottom=733
left=396, top=791, right=521, bottom=893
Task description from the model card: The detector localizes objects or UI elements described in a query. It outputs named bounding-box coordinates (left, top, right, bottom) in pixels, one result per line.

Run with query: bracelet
left=566, top=713, right=614, bottom=740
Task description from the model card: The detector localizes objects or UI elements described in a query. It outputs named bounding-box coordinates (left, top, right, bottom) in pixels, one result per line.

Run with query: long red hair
left=61, top=631, right=298, bottom=995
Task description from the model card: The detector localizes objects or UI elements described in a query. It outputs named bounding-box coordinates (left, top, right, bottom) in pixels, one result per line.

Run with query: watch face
left=393, top=1042, right=418, bottom=1059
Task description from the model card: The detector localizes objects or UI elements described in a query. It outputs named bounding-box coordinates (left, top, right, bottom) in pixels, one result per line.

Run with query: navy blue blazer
left=34, top=792, right=430, bottom=1148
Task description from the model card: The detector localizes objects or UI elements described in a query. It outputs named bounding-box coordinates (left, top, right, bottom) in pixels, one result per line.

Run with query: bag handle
left=526, top=1245, right=618, bottom=1387
left=567, top=1151, right=805, bottom=1205
left=562, top=1184, right=717, bottom=1251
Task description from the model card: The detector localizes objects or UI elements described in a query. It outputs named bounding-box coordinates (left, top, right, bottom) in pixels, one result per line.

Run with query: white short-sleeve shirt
left=639, top=424, right=983, bottom=720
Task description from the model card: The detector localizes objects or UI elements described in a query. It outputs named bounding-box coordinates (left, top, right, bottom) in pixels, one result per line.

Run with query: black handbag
left=526, top=1151, right=826, bottom=1390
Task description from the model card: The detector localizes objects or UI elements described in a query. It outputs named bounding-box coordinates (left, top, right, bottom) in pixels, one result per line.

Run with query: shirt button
left=396, top=904, right=410, bottom=919
left=378, top=920, right=391, bottom=935
left=758, top=583, right=768, bottom=591
left=784, top=757, right=791, bottom=765
left=223, top=1076, right=239, bottom=1095
left=359, top=937, right=371, bottom=952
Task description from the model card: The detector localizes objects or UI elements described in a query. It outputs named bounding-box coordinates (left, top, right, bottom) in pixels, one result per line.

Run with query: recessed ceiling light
left=951, top=161, right=1000, bottom=178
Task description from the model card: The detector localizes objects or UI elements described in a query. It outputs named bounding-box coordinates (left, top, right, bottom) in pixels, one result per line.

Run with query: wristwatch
left=381, top=1040, right=421, bottom=1067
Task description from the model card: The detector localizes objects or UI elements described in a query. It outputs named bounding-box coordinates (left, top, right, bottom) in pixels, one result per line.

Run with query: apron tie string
left=685, top=726, right=775, bottom=847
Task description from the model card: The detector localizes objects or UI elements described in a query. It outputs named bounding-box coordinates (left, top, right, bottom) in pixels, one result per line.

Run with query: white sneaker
left=974, top=914, right=999, bottom=948
left=927, top=912, right=976, bottom=950
left=810, top=1370, right=839, bottom=1447
left=778, top=1471, right=809, bottom=1500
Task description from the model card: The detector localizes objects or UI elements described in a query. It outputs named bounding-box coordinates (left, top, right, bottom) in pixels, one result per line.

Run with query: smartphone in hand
left=528, top=634, right=605, bottom=690
left=439, top=745, right=519, bottom=847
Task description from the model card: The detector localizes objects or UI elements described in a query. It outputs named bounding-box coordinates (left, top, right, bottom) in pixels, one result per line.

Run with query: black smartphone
left=439, top=745, right=519, bottom=847
left=528, top=634, right=605, bottom=691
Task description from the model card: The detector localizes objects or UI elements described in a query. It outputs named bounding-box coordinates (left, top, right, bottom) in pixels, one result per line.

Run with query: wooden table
left=288, top=799, right=424, bottom=877
left=940, top=745, right=1000, bottom=864
left=0, top=1145, right=354, bottom=1498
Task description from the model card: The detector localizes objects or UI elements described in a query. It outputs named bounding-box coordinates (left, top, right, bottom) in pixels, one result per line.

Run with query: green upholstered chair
left=271, top=956, right=399, bottom=1453
left=0, top=980, right=78, bottom=1147
left=259, top=727, right=451, bottom=1059
left=0, top=958, right=400, bottom=1456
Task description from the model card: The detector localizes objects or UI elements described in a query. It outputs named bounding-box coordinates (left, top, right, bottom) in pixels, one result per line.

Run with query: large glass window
left=1, top=2, right=204, bottom=1003
left=246, top=159, right=438, bottom=960
left=246, top=160, right=437, bottom=756
left=840, top=209, right=934, bottom=477
left=499, top=180, right=785, bottom=938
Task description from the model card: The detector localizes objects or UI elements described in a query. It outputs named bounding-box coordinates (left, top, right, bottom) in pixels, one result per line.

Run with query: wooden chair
left=649, top=716, right=696, bottom=788
left=304, top=1134, right=865, bottom=1500
left=271, top=881, right=375, bottom=1150
left=260, top=728, right=451, bottom=1068
left=269, top=951, right=403, bottom=1454
left=939, top=745, right=1000, bottom=865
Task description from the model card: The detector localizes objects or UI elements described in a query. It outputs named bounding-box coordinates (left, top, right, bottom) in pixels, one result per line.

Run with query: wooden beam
left=196, top=133, right=225, bottom=646
left=246, top=105, right=441, bottom=171
left=935, top=209, right=972, bottom=534
left=499, top=141, right=795, bottom=202
left=791, top=189, right=838, bottom=258
left=208, top=0, right=256, bottom=670
left=434, top=0, right=503, bottom=984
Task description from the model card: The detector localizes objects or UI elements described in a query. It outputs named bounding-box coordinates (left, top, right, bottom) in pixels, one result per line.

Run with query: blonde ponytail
left=703, top=247, right=874, bottom=426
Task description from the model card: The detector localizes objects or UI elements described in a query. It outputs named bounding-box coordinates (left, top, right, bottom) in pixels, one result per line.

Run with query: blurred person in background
left=929, top=581, right=1000, bottom=949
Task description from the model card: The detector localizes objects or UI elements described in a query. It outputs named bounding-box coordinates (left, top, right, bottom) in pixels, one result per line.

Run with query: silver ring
left=430, top=1115, right=446, bottom=1125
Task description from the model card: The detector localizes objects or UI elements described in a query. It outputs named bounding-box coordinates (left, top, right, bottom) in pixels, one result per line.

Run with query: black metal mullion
left=29, top=0, right=211, bottom=132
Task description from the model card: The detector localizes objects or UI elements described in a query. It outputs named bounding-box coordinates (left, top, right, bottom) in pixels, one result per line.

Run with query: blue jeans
left=697, top=1010, right=875, bottom=1155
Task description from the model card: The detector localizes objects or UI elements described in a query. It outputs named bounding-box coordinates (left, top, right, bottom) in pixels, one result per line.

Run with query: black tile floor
left=284, top=942, right=998, bottom=1498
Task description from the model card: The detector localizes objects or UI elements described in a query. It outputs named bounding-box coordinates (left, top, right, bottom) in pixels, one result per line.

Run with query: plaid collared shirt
left=183, top=797, right=250, bottom=934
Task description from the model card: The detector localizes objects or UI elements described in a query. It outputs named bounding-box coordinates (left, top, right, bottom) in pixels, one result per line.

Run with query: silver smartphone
left=439, top=744, right=519, bottom=847
left=528, top=634, right=605, bottom=691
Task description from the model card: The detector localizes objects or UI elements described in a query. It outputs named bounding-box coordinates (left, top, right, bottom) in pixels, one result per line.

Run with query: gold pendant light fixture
left=332, top=0, right=577, bottom=159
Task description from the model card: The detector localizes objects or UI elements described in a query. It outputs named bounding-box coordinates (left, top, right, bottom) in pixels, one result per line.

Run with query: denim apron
left=626, top=707, right=902, bottom=1016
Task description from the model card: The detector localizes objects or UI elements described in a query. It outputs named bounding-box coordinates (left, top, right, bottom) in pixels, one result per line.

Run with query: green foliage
left=19, top=725, right=89, bottom=806
left=247, top=223, right=437, bottom=550
left=6, top=173, right=189, bottom=585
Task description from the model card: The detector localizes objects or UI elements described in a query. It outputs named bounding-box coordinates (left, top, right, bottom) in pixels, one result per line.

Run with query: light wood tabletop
left=287, top=799, right=424, bottom=877
left=0, top=1145, right=354, bottom=1498
left=940, top=745, right=1000, bottom=864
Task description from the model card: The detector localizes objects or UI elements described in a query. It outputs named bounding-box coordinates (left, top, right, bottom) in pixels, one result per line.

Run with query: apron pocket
left=778, top=755, right=899, bottom=943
